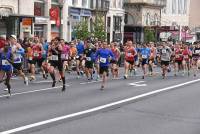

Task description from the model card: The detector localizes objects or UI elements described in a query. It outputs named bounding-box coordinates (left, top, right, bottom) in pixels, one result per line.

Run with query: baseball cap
left=10, top=35, right=17, bottom=40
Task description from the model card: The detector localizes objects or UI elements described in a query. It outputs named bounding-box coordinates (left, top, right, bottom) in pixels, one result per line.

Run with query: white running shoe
left=24, top=77, right=29, bottom=85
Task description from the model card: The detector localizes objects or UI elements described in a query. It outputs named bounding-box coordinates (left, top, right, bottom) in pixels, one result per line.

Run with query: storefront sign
left=80, top=9, right=91, bottom=17
left=69, top=8, right=80, bottom=16
left=22, top=18, right=32, bottom=26
left=35, top=17, right=49, bottom=24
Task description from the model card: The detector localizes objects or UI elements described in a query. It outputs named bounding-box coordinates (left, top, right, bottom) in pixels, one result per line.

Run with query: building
left=161, top=0, right=191, bottom=41
left=189, top=0, right=200, bottom=41
left=0, top=0, right=35, bottom=39
left=124, top=0, right=166, bottom=43
left=107, top=0, right=125, bottom=43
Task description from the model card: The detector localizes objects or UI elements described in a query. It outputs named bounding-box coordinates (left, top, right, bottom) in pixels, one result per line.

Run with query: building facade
left=106, top=0, right=125, bottom=43
left=160, top=0, right=191, bottom=41
left=124, top=0, right=166, bottom=43
left=189, top=0, right=200, bottom=41
left=0, top=0, right=124, bottom=42
left=0, top=0, right=35, bottom=39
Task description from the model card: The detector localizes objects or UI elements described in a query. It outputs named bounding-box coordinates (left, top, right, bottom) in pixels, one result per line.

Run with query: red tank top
left=32, top=44, right=42, bottom=59
left=125, top=47, right=135, bottom=61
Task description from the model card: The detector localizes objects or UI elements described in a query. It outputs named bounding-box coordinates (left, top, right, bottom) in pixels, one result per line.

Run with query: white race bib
left=29, top=57, right=33, bottom=60
left=86, top=57, right=91, bottom=61
left=51, top=55, right=58, bottom=61
left=100, top=57, right=106, bottom=63
left=61, top=54, right=68, bottom=59
left=76, top=56, right=80, bottom=59
left=42, top=50, right=46, bottom=55
left=175, top=55, right=180, bottom=58
left=142, top=55, right=147, bottom=59
left=34, top=52, right=39, bottom=57
left=2, top=60, right=10, bottom=65
left=127, top=53, right=132, bottom=57
left=162, top=49, right=166, bottom=54
left=184, top=55, right=189, bottom=59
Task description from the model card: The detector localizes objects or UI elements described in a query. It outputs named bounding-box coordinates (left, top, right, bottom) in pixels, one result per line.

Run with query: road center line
left=1, top=78, right=200, bottom=134
left=0, top=84, right=70, bottom=98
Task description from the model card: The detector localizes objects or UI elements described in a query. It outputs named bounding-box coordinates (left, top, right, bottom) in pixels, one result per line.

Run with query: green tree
left=74, top=20, right=90, bottom=40
left=144, top=28, right=156, bottom=43
left=92, top=16, right=106, bottom=41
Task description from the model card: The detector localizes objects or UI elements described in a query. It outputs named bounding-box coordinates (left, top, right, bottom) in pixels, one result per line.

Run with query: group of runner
left=0, top=34, right=200, bottom=96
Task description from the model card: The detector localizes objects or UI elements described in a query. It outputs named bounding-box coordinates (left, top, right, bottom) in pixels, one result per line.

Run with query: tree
left=144, top=28, right=156, bottom=43
left=74, top=20, right=90, bottom=40
left=92, top=15, right=107, bottom=41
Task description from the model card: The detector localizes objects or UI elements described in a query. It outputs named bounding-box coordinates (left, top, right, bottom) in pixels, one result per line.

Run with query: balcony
left=124, top=0, right=166, bottom=7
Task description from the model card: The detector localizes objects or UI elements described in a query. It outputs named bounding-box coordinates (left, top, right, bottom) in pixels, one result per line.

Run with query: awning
left=0, top=7, right=13, bottom=17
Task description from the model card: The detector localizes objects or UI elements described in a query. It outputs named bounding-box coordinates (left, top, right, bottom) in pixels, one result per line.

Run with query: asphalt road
left=0, top=67, right=200, bottom=134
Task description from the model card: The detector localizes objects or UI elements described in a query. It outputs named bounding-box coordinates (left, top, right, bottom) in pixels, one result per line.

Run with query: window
left=34, top=2, right=45, bottom=16
left=113, top=0, right=117, bottom=8
left=72, top=0, right=77, bottom=5
left=146, top=13, right=150, bottom=26
left=154, top=14, right=159, bottom=25
left=82, top=0, right=87, bottom=7
left=172, top=0, right=177, bottom=14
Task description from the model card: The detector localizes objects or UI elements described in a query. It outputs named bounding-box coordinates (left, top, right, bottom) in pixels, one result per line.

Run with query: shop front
left=69, top=7, right=92, bottom=40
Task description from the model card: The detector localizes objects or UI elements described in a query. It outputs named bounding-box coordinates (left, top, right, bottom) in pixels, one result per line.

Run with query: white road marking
left=31, top=81, right=53, bottom=84
left=0, top=84, right=70, bottom=98
left=129, top=81, right=147, bottom=87
left=1, top=79, right=200, bottom=134
left=80, top=80, right=102, bottom=85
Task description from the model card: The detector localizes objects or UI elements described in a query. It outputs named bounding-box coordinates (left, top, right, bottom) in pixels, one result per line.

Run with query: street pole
left=59, top=6, right=62, bottom=38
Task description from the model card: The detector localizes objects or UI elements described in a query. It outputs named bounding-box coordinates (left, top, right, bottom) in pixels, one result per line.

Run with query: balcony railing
left=124, top=0, right=166, bottom=7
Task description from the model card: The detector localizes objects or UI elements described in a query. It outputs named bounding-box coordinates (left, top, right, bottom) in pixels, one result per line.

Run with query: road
left=0, top=68, right=200, bottom=134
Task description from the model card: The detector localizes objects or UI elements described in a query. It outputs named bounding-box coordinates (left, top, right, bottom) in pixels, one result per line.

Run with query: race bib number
left=61, top=54, right=68, bottom=59
left=127, top=53, right=132, bottom=57
left=184, top=55, right=189, bottom=59
left=86, top=57, right=91, bottom=61
left=2, top=60, right=10, bottom=65
left=51, top=55, right=58, bottom=61
left=100, top=57, right=106, bottom=63
left=34, top=52, right=39, bottom=57
left=29, top=57, right=33, bottom=60
left=142, top=55, right=147, bottom=59
left=162, top=49, right=166, bottom=54
left=42, top=50, right=46, bottom=55
left=175, top=55, right=180, bottom=58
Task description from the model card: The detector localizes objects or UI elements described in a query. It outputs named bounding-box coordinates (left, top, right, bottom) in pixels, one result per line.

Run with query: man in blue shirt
left=76, top=40, right=85, bottom=78
left=139, top=43, right=151, bottom=79
left=95, top=42, right=115, bottom=90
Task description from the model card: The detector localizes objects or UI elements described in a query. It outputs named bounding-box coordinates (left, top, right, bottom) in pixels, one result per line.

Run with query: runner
left=9, top=35, right=28, bottom=85
left=48, top=37, right=66, bottom=92
left=149, top=42, right=156, bottom=76
left=30, top=36, right=44, bottom=81
left=95, top=42, right=115, bottom=90
left=192, top=43, right=200, bottom=77
left=124, top=41, right=137, bottom=79
left=182, top=44, right=192, bottom=76
left=60, top=39, right=70, bottom=72
left=0, top=42, right=13, bottom=96
left=83, top=41, right=96, bottom=80
left=174, top=43, right=183, bottom=76
left=76, top=40, right=85, bottom=78
left=139, top=43, right=151, bottom=79
left=41, top=38, right=49, bottom=79
left=160, top=42, right=172, bottom=79
left=110, top=42, right=121, bottom=79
